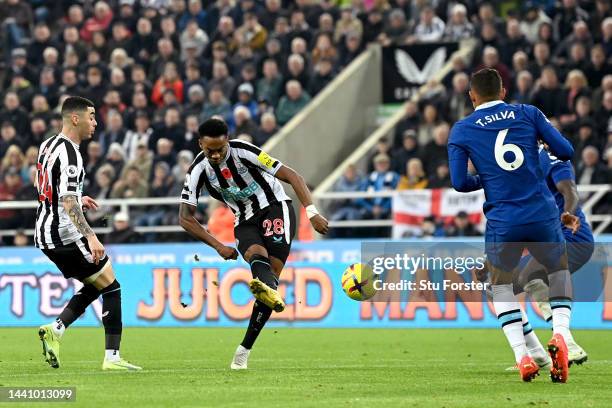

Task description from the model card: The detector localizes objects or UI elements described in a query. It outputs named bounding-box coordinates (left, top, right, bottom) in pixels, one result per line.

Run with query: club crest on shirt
left=235, top=162, right=248, bottom=175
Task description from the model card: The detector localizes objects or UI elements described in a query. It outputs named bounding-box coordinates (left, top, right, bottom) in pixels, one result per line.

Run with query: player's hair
left=470, top=68, right=502, bottom=100
left=61, top=96, right=95, bottom=116
left=198, top=117, right=229, bottom=139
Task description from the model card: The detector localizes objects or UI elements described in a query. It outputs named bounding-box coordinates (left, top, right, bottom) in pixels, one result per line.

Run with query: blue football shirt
left=448, top=100, right=574, bottom=227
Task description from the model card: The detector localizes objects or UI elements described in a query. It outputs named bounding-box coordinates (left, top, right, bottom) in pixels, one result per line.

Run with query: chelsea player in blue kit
left=477, top=145, right=594, bottom=370
left=512, top=146, right=594, bottom=366
left=448, top=69, right=576, bottom=383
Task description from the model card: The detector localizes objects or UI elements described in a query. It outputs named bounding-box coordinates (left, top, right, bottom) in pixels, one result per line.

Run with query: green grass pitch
left=1, top=328, right=611, bottom=407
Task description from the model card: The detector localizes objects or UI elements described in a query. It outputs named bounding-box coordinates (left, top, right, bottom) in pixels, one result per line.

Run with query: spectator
left=309, top=58, right=335, bottom=95
left=103, top=142, right=126, bottom=182
left=85, top=164, right=115, bottom=226
left=151, top=62, right=184, bottom=108
left=206, top=61, right=236, bottom=98
left=428, top=161, right=452, bottom=189
left=520, top=4, right=552, bottom=44
left=476, top=46, right=512, bottom=90
left=398, top=158, right=428, bottom=190
left=356, top=153, right=398, bottom=237
left=1, top=145, right=24, bottom=178
left=339, top=31, right=364, bottom=68
left=421, top=123, right=449, bottom=175
left=500, top=18, right=531, bottom=67
left=511, top=70, right=534, bottom=104
left=412, top=6, right=445, bottom=43
left=276, top=80, right=311, bottom=126
left=445, top=72, right=473, bottom=123
left=106, top=212, right=142, bottom=244
left=13, top=229, right=29, bottom=247
left=0, top=168, right=22, bottom=230
left=149, top=107, right=185, bottom=152
left=255, top=112, right=278, bottom=146
left=444, top=4, right=474, bottom=42
left=153, top=138, right=177, bottom=169
left=284, top=54, right=310, bottom=90
left=312, top=33, right=338, bottom=66
left=201, top=85, right=232, bottom=123
left=391, top=130, right=419, bottom=175
left=15, top=165, right=36, bottom=228
left=233, top=106, right=258, bottom=137
left=329, top=164, right=364, bottom=238
left=180, top=20, right=209, bottom=61
left=0, top=0, right=33, bottom=50
left=130, top=17, right=157, bottom=63
left=379, top=8, right=409, bottom=46
left=584, top=45, right=611, bottom=89
left=0, top=123, right=21, bottom=159
left=531, top=66, right=567, bottom=118
left=123, top=111, right=153, bottom=160
left=257, top=59, right=284, bottom=108
left=594, top=90, right=612, bottom=137
left=84, top=141, right=103, bottom=192
left=445, top=211, right=480, bottom=237
left=236, top=12, right=268, bottom=51
left=576, top=146, right=610, bottom=186
left=80, top=1, right=114, bottom=43
left=393, top=101, right=419, bottom=147
left=98, top=110, right=126, bottom=156
left=416, top=103, right=440, bottom=146
left=334, top=6, right=363, bottom=44
left=149, top=38, right=180, bottom=82
left=172, top=150, right=194, bottom=185
left=185, top=85, right=206, bottom=118
left=0, top=92, right=29, bottom=137
left=122, top=139, right=153, bottom=183
left=111, top=165, right=149, bottom=198
left=234, top=83, right=258, bottom=119
left=183, top=114, right=201, bottom=154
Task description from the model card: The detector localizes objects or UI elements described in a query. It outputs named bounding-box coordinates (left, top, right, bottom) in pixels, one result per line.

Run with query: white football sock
left=105, top=349, right=121, bottom=361
left=550, top=298, right=573, bottom=342
left=521, top=310, right=545, bottom=356
left=492, top=284, right=528, bottom=364
left=52, top=318, right=66, bottom=339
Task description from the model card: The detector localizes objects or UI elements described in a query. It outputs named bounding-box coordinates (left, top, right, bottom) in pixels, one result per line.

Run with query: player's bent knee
left=244, top=245, right=268, bottom=263
left=100, top=279, right=121, bottom=295
left=93, top=264, right=118, bottom=291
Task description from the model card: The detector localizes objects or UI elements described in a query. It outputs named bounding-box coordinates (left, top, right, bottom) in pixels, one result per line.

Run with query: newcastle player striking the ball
left=35, top=96, right=141, bottom=371
left=179, top=117, right=328, bottom=369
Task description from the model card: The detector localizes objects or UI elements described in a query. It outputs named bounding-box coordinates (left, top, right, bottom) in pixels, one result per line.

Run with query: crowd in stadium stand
left=328, top=0, right=612, bottom=238
left=0, top=0, right=610, bottom=244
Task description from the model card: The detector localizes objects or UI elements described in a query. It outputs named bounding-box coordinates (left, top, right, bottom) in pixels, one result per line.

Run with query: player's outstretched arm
left=448, top=144, right=482, bottom=192
left=62, top=195, right=105, bottom=264
left=274, top=165, right=329, bottom=235
left=556, top=179, right=581, bottom=233
left=178, top=202, right=238, bottom=260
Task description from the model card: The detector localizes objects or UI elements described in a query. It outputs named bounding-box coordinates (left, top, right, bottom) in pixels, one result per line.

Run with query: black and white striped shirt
left=181, top=140, right=291, bottom=225
left=35, top=134, right=86, bottom=249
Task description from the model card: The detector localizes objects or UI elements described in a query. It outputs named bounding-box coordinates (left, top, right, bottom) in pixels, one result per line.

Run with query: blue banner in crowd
left=0, top=239, right=611, bottom=329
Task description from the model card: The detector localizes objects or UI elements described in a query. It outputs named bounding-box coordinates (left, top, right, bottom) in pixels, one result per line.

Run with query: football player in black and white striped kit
left=179, top=118, right=329, bottom=370
left=36, top=96, right=141, bottom=371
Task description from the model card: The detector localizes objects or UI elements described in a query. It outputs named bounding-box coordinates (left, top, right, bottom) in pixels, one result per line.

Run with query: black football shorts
left=42, top=237, right=109, bottom=282
left=234, top=200, right=296, bottom=264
